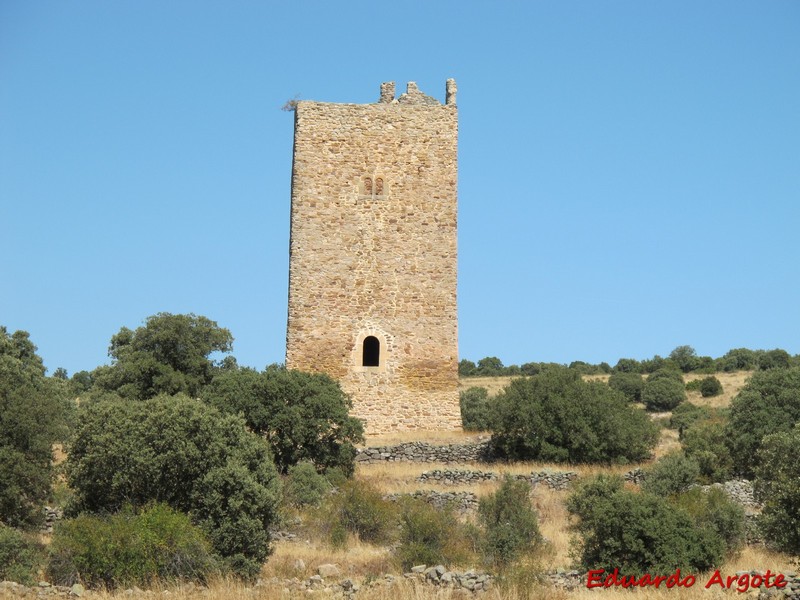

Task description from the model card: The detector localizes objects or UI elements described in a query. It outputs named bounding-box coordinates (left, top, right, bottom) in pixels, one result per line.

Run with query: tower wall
left=285, top=81, right=460, bottom=434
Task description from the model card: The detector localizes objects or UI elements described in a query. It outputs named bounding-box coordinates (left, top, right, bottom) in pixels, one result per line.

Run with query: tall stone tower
left=285, top=80, right=460, bottom=435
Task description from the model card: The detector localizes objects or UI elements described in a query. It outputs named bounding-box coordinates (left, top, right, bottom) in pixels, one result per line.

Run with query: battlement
left=377, top=79, right=457, bottom=106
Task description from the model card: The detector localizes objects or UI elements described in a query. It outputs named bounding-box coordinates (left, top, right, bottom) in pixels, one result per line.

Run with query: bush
left=396, top=498, right=472, bottom=571
left=284, top=462, right=330, bottom=508
left=567, top=475, right=724, bottom=575
left=460, top=386, right=491, bottom=431
left=670, top=487, right=745, bottom=554
left=699, top=376, right=723, bottom=397
left=204, top=366, right=364, bottom=475
left=669, top=402, right=710, bottom=436
left=321, top=480, right=396, bottom=548
left=682, top=418, right=734, bottom=482
left=641, top=452, right=700, bottom=497
left=642, top=377, right=686, bottom=411
left=490, top=368, right=658, bottom=463
left=478, top=477, right=542, bottom=568
left=48, top=504, right=218, bottom=588
left=607, top=372, right=644, bottom=403
left=0, top=525, right=45, bottom=585
left=0, top=327, right=70, bottom=529
left=66, top=394, right=281, bottom=579
left=754, top=425, right=800, bottom=554
left=647, top=368, right=684, bottom=384
left=726, top=367, right=800, bottom=478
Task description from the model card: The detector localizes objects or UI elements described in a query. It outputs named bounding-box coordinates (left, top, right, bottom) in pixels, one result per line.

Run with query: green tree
left=204, top=366, right=364, bottom=475
left=682, top=418, right=734, bottom=482
left=0, top=327, right=69, bottom=529
left=66, top=394, right=280, bottom=578
left=641, top=377, right=686, bottom=411
left=716, top=348, right=758, bottom=372
left=753, top=425, right=800, bottom=554
left=567, top=475, right=724, bottom=575
left=758, top=349, right=791, bottom=370
left=490, top=368, right=658, bottom=463
left=613, top=358, right=641, bottom=373
left=607, top=371, right=644, bottom=403
left=93, top=313, right=233, bottom=400
left=669, top=345, right=698, bottom=373
left=460, top=386, right=491, bottom=431
left=641, top=452, right=700, bottom=497
left=476, top=356, right=504, bottom=376
left=458, top=359, right=477, bottom=376
left=726, top=367, right=800, bottom=478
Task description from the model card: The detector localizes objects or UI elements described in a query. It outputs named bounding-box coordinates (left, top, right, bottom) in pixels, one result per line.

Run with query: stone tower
left=285, top=80, right=460, bottom=434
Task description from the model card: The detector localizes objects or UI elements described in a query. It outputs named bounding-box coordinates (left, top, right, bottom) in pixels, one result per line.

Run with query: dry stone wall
left=285, top=81, right=460, bottom=435
left=355, top=440, right=491, bottom=464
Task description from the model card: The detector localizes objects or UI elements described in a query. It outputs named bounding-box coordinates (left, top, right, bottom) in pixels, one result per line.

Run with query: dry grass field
left=18, top=370, right=792, bottom=600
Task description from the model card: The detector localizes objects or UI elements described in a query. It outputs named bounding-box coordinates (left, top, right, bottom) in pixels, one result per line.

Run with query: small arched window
left=374, top=177, right=384, bottom=196
left=363, top=177, right=373, bottom=195
left=362, top=336, right=380, bottom=367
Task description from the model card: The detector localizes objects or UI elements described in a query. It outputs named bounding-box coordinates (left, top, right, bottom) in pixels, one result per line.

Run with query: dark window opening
left=362, top=336, right=380, bottom=367
left=375, top=177, right=384, bottom=195
left=363, top=177, right=372, bottom=195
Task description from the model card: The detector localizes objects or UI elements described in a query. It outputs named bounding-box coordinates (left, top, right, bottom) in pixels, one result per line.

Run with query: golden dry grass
left=684, top=370, right=752, bottom=409
left=459, top=376, right=520, bottom=396
left=364, top=429, right=483, bottom=447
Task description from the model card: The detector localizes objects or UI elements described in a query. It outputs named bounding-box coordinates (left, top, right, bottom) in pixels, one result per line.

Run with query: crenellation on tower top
left=379, top=81, right=395, bottom=103
left=446, top=78, right=457, bottom=106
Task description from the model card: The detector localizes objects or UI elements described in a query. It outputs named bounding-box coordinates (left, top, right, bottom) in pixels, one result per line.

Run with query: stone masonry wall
left=286, top=81, right=460, bottom=434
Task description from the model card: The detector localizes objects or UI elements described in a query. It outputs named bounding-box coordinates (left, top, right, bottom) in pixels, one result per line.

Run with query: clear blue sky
left=2, top=1, right=798, bottom=375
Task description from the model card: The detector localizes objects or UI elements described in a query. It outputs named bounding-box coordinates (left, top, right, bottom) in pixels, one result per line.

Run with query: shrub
left=726, top=367, right=800, bottom=478
left=642, top=377, right=686, bottom=411
left=48, top=504, right=218, bottom=588
left=754, top=425, right=800, bottom=554
left=641, top=452, right=700, bottom=497
left=682, top=418, right=734, bottom=482
left=699, top=376, right=723, bottom=397
left=670, top=487, right=745, bottom=554
left=567, top=475, right=724, bottom=575
left=646, top=368, right=684, bottom=384
left=204, top=366, right=363, bottom=475
left=490, top=368, right=658, bottom=463
left=607, top=372, right=644, bottom=403
left=460, top=386, right=491, bottom=431
left=284, top=462, right=330, bottom=508
left=0, top=327, right=70, bottom=529
left=0, top=525, right=45, bottom=585
left=669, top=402, right=710, bottom=436
left=66, top=394, right=281, bottom=578
left=478, top=477, right=542, bottom=568
left=396, top=498, right=472, bottom=571
left=321, top=480, right=396, bottom=548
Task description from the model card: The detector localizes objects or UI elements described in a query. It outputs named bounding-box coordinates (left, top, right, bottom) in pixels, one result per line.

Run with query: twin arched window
left=361, top=177, right=385, bottom=199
